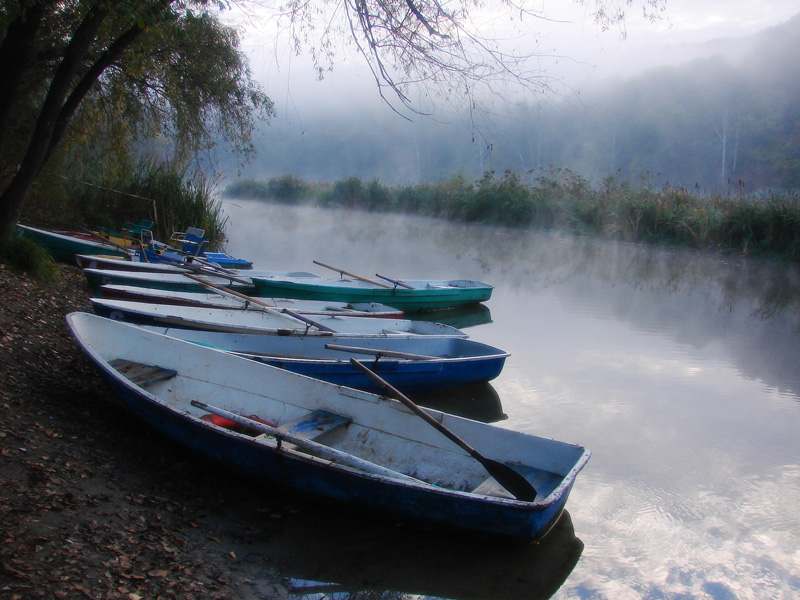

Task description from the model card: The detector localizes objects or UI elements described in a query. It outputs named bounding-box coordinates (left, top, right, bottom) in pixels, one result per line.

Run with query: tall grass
left=25, top=159, right=228, bottom=248
left=0, top=234, right=60, bottom=284
left=224, top=170, right=800, bottom=262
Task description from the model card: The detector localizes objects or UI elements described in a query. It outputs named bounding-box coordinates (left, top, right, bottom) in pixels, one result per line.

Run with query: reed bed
left=225, top=170, right=800, bottom=262
left=25, top=159, right=227, bottom=248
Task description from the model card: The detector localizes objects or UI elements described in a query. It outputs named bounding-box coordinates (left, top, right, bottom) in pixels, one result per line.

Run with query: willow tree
left=0, top=0, right=273, bottom=245
left=269, top=0, right=667, bottom=114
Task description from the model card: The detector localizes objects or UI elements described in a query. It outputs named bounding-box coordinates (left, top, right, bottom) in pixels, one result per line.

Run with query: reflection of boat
left=89, top=299, right=467, bottom=337
left=17, top=224, right=127, bottom=263
left=274, top=511, right=583, bottom=600
left=412, top=303, right=493, bottom=329
left=67, top=313, right=590, bottom=539
left=409, top=382, right=507, bottom=423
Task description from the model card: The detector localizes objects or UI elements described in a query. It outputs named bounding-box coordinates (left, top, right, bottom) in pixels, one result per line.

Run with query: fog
left=214, top=4, right=800, bottom=193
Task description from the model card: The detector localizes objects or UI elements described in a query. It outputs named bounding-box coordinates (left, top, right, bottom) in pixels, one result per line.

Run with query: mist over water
left=222, top=200, right=800, bottom=599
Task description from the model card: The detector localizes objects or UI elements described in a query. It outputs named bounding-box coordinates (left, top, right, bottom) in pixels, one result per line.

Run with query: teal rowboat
left=17, top=224, right=128, bottom=263
left=251, top=276, right=493, bottom=312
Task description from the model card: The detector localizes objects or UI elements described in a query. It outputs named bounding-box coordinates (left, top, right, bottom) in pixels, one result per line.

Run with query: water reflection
left=410, top=382, right=507, bottom=423
left=413, top=304, right=493, bottom=329
left=279, top=511, right=583, bottom=600
left=221, top=201, right=800, bottom=599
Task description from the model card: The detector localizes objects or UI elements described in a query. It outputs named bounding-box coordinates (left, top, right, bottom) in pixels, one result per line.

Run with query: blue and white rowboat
left=133, top=324, right=509, bottom=392
left=66, top=313, right=590, bottom=539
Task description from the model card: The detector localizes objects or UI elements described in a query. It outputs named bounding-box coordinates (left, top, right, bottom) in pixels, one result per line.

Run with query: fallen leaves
left=1, top=265, right=286, bottom=599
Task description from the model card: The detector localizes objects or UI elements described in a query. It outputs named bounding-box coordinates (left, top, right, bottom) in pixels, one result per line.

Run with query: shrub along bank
left=224, top=170, right=800, bottom=262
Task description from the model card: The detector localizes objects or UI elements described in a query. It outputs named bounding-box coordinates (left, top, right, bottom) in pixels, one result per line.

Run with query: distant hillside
left=216, top=13, right=800, bottom=193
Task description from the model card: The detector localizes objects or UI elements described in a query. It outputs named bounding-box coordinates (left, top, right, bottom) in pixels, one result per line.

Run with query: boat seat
left=109, top=358, right=177, bottom=387
left=277, top=409, right=351, bottom=441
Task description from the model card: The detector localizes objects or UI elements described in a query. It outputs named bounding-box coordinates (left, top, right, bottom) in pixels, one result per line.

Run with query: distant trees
left=230, top=14, right=800, bottom=193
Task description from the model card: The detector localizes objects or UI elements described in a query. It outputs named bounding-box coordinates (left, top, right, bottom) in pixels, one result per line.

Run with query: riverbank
left=0, top=263, right=585, bottom=600
left=0, top=264, right=288, bottom=599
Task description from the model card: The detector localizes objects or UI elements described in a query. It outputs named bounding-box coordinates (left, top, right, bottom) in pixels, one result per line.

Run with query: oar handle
left=280, top=308, right=337, bottom=333
left=325, top=343, right=437, bottom=361
left=375, top=273, right=414, bottom=289
left=313, top=260, right=392, bottom=289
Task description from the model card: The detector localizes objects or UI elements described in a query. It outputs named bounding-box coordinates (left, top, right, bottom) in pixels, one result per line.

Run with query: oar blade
left=480, top=457, right=538, bottom=502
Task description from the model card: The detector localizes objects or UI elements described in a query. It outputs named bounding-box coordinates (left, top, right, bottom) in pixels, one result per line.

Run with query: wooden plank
left=109, top=358, right=177, bottom=387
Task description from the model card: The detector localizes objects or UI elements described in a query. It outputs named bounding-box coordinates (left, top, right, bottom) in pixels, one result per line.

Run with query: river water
left=220, top=200, right=800, bottom=600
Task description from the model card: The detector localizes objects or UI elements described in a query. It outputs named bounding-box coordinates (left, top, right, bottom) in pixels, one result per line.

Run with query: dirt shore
left=0, top=263, right=583, bottom=600
left=0, top=264, right=296, bottom=599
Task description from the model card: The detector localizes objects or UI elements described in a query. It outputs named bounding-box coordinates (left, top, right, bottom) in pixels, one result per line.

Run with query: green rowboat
left=17, top=224, right=128, bottom=264
left=251, top=275, right=493, bottom=312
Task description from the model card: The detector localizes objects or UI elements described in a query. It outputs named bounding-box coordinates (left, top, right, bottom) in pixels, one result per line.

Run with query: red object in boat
left=201, top=413, right=275, bottom=431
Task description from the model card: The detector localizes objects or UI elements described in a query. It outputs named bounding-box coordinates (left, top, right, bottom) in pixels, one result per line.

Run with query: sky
left=226, top=0, right=800, bottom=115
left=557, top=0, right=800, bottom=77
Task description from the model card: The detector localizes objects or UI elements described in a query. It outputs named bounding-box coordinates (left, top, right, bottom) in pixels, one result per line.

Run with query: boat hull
left=67, top=313, right=590, bottom=539
left=18, top=224, right=127, bottom=263
left=83, top=267, right=259, bottom=294
left=81, top=268, right=319, bottom=296
left=76, top=254, right=181, bottom=272
left=139, top=325, right=509, bottom=392
left=97, top=285, right=405, bottom=318
left=90, top=298, right=467, bottom=337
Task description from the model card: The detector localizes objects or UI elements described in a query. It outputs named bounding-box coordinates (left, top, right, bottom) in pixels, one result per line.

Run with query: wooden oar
left=375, top=273, right=414, bottom=289
left=191, top=401, right=430, bottom=485
left=313, top=260, right=392, bottom=289
left=350, top=358, right=538, bottom=502
left=325, top=343, right=437, bottom=361
left=182, top=273, right=337, bottom=333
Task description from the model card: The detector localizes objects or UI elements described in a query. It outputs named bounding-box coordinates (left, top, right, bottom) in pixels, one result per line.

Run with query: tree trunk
left=0, top=1, right=170, bottom=247
left=0, top=3, right=109, bottom=245
left=0, top=3, right=47, bottom=150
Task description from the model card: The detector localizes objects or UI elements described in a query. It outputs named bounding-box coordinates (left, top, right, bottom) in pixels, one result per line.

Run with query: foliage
left=0, top=234, right=60, bottom=284
left=321, top=177, right=366, bottom=208
left=222, top=16, right=800, bottom=196
left=266, top=175, right=310, bottom=203
left=68, top=9, right=275, bottom=168
left=0, top=1, right=273, bottom=247
left=223, top=179, right=271, bottom=199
